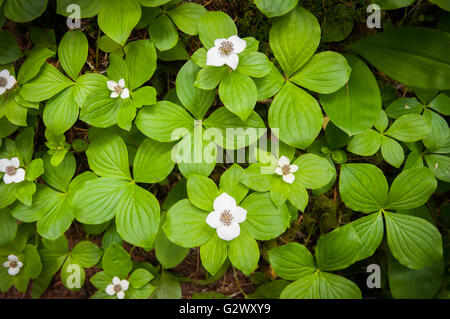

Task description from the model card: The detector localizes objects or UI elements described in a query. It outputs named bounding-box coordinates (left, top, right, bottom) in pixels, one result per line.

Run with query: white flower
left=3, top=255, right=23, bottom=276
left=206, top=35, right=247, bottom=70
left=107, top=79, right=130, bottom=99
left=0, top=69, right=17, bottom=96
left=0, top=157, right=25, bottom=184
left=105, top=276, right=129, bottom=299
left=274, top=156, right=298, bottom=184
left=205, top=193, right=247, bottom=241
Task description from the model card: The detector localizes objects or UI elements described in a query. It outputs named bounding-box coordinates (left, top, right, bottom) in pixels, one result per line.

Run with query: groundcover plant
left=0, top=0, right=449, bottom=300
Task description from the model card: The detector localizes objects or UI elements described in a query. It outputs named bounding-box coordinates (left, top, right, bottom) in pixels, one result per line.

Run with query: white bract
left=3, top=255, right=23, bottom=276
left=0, top=69, right=16, bottom=96
left=0, top=157, right=25, bottom=184
left=205, top=193, right=247, bottom=241
left=274, top=156, right=298, bottom=184
left=107, top=79, right=130, bottom=99
left=105, top=276, right=129, bottom=299
left=206, top=35, right=247, bottom=70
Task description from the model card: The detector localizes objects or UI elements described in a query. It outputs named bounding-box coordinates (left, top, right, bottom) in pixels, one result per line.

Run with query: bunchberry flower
left=107, top=79, right=130, bottom=99
left=206, top=35, right=247, bottom=70
left=105, top=276, right=129, bottom=299
left=3, top=255, right=23, bottom=276
left=0, top=69, right=16, bottom=96
left=206, top=193, right=247, bottom=241
left=274, top=156, right=298, bottom=184
left=0, top=157, right=25, bottom=184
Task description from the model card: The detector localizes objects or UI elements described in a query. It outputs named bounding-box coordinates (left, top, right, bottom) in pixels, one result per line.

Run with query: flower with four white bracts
left=0, top=69, right=16, bottom=96
left=274, top=156, right=298, bottom=184
left=3, top=255, right=23, bottom=276
left=206, top=193, right=247, bottom=241
left=206, top=35, right=247, bottom=70
left=107, top=78, right=130, bottom=99
left=0, top=157, right=25, bottom=184
left=105, top=276, right=129, bottom=299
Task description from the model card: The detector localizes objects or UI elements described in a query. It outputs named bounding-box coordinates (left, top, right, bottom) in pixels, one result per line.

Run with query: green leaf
left=381, top=136, right=404, bottom=168
left=2, top=94, right=28, bottom=127
left=115, top=184, right=160, bottom=248
left=124, top=39, right=157, bottom=90
left=385, top=97, right=423, bottom=119
left=423, top=109, right=449, bottom=151
left=131, top=86, right=157, bottom=108
left=268, top=82, right=323, bottom=149
left=167, top=3, right=206, bottom=35
left=135, top=101, right=194, bottom=142
left=80, top=89, right=120, bottom=128
left=385, top=114, right=430, bottom=142
left=219, top=71, right=257, bottom=122
left=72, top=73, right=108, bottom=106
left=187, top=175, right=219, bottom=211
left=176, top=60, right=215, bottom=119
left=387, top=167, right=437, bottom=210
left=270, top=177, right=290, bottom=208
left=42, top=152, right=76, bottom=192
left=194, top=66, right=227, bottom=90
left=373, top=0, right=415, bottom=10
left=388, top=256, right=444, bottom=299
left=269, top=6, right=320, bottom=77
left=384, top=212, right=443, bottom=270
left=17, top=46, right=55, bottom=84
left=268, top=243, right=316, bottom=281
left=347, top=129, right=382, bottom=156
left=133, top=138, right=175, bottom=183
left=428, top=93, right=450, bottom=116
left=254, top=64, right=285, bottom=100
left=349, top=27, right=450, bottom=90
left=98, top=0, right=141, bottom=46
left=200, top=235, right=228, bottom=275
left=315, top=224, right=362, bottom=271
left=3, top=0, right=48, bottom=22
left=20, top=63, right=74, bottom=102
left=86, top=134, right=131, bottom=180
left=294, top=153, right=334, bottom=189
left=22, top=244, right=42, bottom=279
left=219, top=164, right=248, bottom=205
left=129, top=268, right=153, bottom=289
left=0, top=209, right=17, bottom=246
left=73, top=177, right=130, bottom=224
left=352, top=212, right=384, bottom=261
left=154, top=228, right=188, bottom=269
left=240, top=192, right=290, bottom=241
left=43, top=87, right=79, bottom=136
left=291, top=51, right=351, bottom=94
left=163, top=199, right=214, bottom=248
left=0, top=30, right=22, bottom=64
left=236, top=52, right=272, bottom=78
left=425, top=154, right=450, bottom=182
left=15, top=127, right=34, bottom=165
left=339, top=164, right=389, bottom=213
left=102, top=243, right=132, bottom=278
left=56, top=0, right=101, bottom=18
left=70, top=241, right=102, bottom=268
left=148, top=14, right=178, bottom=51
left=197, top=11, right=237, bottom=49
left=240, top=163, right=274, bottom=192
left=288, top=179, right=309, bottom=212
left=61, top=258, right=85, bottom=291
left=58, top=30, right=88, bottom=80
left=228, top=232, right=259, bottom=276
left=255, top=0, right=298, bottom=18
left=203, top=106, right=266, bottom=150
left=320, top=55, right=381, bottom=135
